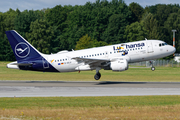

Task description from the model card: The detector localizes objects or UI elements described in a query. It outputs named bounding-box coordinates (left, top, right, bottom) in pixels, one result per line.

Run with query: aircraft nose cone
left=170, top=46, right=176, bottom=54
left=173, top=47, right=176, bottom=53
left=168, top=46, right=176, bottom=55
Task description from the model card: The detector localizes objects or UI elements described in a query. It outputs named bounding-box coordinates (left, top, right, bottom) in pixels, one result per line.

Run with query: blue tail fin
left=6, top=30, right=42, bottom=62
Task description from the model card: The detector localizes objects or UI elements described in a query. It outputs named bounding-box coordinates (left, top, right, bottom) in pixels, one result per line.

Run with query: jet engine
left=110, top=59, right=128, bottom=71
left=104, top=59, right=128, bottom=72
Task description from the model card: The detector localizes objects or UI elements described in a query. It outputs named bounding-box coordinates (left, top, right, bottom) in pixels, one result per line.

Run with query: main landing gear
left=94, top=67, right=101, bottom=80
left=94, top=72, right=101, bottom=80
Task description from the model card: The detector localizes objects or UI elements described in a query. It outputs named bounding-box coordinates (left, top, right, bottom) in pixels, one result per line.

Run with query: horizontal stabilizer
left=7, top=61, right=32, bottom=69
left=11, top=63, right=33, bottom=66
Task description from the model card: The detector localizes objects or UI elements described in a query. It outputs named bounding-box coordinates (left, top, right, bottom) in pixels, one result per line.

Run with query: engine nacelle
left=110, top=59, right=128, bottom=72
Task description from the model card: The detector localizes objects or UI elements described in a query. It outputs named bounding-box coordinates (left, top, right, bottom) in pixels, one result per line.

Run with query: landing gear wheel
left=151, top=67, right=155, bottom=71
left=94, top=72, right=101, bottom=80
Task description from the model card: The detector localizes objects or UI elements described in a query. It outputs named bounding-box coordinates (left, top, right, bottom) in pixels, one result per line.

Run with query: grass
left=1, top=96, right=180, bottom=119
left=1, top=61, right=180, bottom=81
left=1, top=62, right=180, bottom=119
left=1, top=96, right=180, bottom=108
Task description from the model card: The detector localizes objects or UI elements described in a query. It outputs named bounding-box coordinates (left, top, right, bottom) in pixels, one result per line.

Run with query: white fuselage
left=41, top=40, right=175, bottom=72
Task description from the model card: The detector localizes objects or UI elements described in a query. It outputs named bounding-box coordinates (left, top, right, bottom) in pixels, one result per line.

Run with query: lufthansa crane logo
left=15, top=42, right=30, bottom=58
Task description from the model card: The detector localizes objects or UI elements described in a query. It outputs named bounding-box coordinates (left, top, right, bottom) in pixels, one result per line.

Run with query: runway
left=0, top=81, right=180, bottom=97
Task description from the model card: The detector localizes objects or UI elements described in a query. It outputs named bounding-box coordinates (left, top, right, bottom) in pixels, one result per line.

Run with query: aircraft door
left=42, top=57, right=49, bottom=69
left=147, top=41, right=154, bottom=53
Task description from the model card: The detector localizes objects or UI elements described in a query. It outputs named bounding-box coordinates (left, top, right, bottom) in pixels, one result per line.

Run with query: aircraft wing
left=72, top=57, right=110, bottom=67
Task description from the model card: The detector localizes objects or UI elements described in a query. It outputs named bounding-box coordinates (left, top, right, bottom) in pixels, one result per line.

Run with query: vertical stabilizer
left=6, top=30, right=42, bottom=62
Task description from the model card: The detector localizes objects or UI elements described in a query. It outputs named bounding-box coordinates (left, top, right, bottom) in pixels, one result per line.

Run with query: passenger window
left=92, top=55, right=94, bottom=57
left=89, top=55, right=91, bottom=57
left=84, top=56, right=86, bottom=58
left=60, top=59, right=62, bottom=61
left=55, top=60, right=56, bottom=62
left=97, top=54, right=99, bottom=56
left=100, top=53, right=102, bottom=55
left=65, top=59, right=67, bottom=61
left=110, top=52, right=112, bottom=54
left=103, top=53, right=104, bottom=55
left=95, top=54, right=96, bottom=56
left=57, top=60, right=59, bottom=62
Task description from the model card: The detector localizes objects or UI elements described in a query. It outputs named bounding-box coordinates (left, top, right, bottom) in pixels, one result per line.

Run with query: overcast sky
left=0, top=0, right=180, bottom=13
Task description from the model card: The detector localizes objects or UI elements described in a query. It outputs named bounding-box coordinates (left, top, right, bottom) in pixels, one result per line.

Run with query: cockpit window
left=159, top=43, right=167, bottom=47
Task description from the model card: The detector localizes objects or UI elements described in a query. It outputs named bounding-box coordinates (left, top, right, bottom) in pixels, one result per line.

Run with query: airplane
left=6, top=30, right=176, bottom=80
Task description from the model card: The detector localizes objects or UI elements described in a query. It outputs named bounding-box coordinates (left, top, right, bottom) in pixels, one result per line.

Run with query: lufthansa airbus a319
left=6, top=30, right=176, bottom=80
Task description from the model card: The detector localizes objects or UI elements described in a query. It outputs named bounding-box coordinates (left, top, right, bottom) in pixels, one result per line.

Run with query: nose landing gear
left=151, top=66, right=155, bottom=71
left=149, top=60, right=155, bottom=71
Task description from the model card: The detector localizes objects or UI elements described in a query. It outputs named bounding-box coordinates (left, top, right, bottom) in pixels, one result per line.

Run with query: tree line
left=0, top=0, right=180, bottom=61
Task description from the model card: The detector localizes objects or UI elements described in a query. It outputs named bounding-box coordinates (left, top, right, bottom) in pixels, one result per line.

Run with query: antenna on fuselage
left=145, top=38, right=147, bottom=40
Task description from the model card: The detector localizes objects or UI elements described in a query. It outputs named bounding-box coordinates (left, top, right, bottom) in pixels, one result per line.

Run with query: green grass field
left=1, top=61, right=180, bottom=81
left=1, top=62, right=180, bottom=119
left=1, top=96, right=180, bottom=119
left=1, top=96, right=180, bottom=109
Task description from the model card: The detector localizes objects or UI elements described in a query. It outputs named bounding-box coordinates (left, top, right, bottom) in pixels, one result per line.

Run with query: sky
left=0, top=0, right=180, bottom=13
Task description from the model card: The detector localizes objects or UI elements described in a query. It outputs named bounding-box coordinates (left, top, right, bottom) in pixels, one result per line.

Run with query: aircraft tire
left=94, top=72, right=101, bottom=80
left=151, top=67, right=155, bottom=71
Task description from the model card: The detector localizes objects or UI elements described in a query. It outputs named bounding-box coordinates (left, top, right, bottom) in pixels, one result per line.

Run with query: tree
left=45, top=5, right=69, bottom=32
left=26, top=19, right=59, bottom=54
left=14, top=10, right=44, bottom=38
left=164, top=10, right=180, bottom=53
left=129, top=2, right=144, bottom=22
left=66, top=0, right=133, bottom=44
left=148, top=4, right=180, bottom=26
left=141, top=13, right=162, bottom=39
left=75, top=34, right=107, bottom=50
left=123, top=22, right=148, bottom=42
left=0, top=9, right=18, bottom=61
left=101, top=14, right=129, bottom=44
